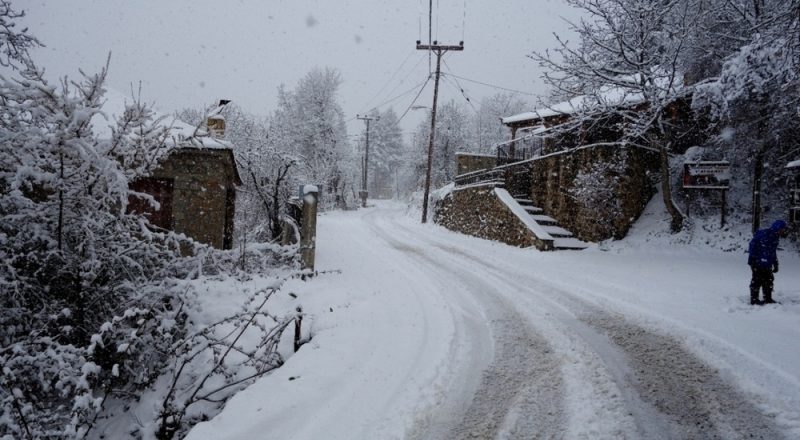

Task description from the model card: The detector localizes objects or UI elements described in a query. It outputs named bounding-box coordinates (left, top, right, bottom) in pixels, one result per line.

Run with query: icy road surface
left=187, top=201, right=800, bottom=440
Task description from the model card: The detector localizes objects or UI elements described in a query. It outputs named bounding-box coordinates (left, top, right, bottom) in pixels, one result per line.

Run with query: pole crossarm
left=416, top=42, right=464, bottom=52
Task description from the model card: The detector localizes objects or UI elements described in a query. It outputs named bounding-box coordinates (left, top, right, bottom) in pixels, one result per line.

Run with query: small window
left=128, top=178, right=175, bottom=230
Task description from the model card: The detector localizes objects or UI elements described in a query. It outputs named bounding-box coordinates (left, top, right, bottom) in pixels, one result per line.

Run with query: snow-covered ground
left=186, top=198, right=800, bottom=439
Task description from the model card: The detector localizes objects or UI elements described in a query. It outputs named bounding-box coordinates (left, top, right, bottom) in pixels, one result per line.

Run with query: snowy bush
left=0, top=49, right=300, bottom=440
left=0, top=57, right=195, bottom=437
left=569, top=159, right=627, bottom=237
left=153, top=281, right=300, bottom=440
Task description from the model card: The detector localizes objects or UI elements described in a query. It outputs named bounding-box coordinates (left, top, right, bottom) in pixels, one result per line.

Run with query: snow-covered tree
left=469, top=93, right=528, bottom=154
left=176, top=104, right=297, bottom=242
left=690, top=0, right=800, bottom=231
left=534, top=0, right=702, bottom=232
left=0, top=0, right=40, bottom=70
left=363, top=107, right=404, bottom=198
left=0, top=56, right=195, bottom=437
left=271, top=67, right=351, bottom=209
left=410, top=100, right=470, bottom=189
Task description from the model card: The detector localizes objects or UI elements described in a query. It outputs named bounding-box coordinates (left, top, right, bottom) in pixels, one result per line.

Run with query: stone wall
left=149, top=148, right=238, bottom=249
left=456, top=153, right=497, bottom=176
left=438, top=144, right=658, bottom=246
left=434, top=184, right=553, bottom=250
left=525, top=146, right=658, bottom=241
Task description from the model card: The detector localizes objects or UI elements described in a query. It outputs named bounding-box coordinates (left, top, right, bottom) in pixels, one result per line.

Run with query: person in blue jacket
left=748, top=219, right=789, bottom=305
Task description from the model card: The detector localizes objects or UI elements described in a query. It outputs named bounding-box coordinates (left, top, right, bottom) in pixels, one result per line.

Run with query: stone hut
left=128, top=104, right=241, bottom=250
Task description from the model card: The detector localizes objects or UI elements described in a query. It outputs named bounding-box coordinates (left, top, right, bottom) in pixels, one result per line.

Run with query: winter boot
left=763, top=284, right=776, bottom=304
left=750, top=288, right=762, bottom=306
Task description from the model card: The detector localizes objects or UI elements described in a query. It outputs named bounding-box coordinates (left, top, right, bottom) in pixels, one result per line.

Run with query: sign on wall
left=683, top=161, right=731, bottom=189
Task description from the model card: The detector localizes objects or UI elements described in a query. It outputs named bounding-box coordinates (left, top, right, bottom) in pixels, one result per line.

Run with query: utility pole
left=417, top=40, right=464, bottom=223
left=357, top=114, right=379, bottom=208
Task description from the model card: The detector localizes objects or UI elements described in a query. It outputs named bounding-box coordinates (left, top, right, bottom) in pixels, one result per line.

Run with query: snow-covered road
left=188, top=201, right=800, bottom=439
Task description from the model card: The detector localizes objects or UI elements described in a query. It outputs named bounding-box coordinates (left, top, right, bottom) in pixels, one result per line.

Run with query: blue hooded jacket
left=748, top=220, right=787, bottom=268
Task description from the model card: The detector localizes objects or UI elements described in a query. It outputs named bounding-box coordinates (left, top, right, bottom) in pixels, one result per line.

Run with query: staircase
left=512, top=196, right=590, bottom=250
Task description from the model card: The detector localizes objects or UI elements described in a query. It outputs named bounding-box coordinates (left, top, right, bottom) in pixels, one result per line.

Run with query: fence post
left=294, top=306, right=303, bottom=352
left=300, top=185, right=318, bottom=271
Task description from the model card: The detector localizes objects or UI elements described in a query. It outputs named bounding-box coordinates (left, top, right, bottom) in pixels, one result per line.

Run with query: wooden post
left=721, top=189, right=727, bottom=228
left=293, top=306, right=303, bottom=352
left=300, top=186, right=318, bottom=271
left=417, top=40, right=464, bottom=223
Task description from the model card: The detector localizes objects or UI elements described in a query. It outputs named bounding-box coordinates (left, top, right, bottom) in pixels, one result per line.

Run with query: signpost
left=788, top=160, right=800, bottom=224
left=683, top=161, right=730, bottom=227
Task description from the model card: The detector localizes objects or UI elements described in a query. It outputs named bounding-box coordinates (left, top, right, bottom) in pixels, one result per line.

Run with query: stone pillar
left=300, top=185, right=319, bottom=271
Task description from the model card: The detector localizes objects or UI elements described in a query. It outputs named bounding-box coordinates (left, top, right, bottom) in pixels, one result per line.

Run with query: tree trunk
left=660, top=145, right=684, bottom=232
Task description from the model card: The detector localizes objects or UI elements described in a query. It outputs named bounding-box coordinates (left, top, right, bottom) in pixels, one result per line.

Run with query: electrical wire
left=368, top=78, right=431, bottom=113
left=461, top=0, right=467, bottom=43
left=442, top=71, right=537, bottom=96
left=441, top=58, right=478, bottom=113
left=397, top=75, right=432, bottom=124
left=442, top=73, right=478, bottom=114
left=360, top=49, right=419, bottom=111
left=366, top=55, right=427, bottom=114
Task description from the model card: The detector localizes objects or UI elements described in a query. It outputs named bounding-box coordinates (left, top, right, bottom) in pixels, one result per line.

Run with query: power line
left=461, top=0, right=467, bottom=42
left=369, top=78, right=430, bottom=113
left=397, top=75, right=432, bottom=123
left=440, top=59, right=478, bottom=113
left=361, top=49, right=418, bottom=111
left=441, top=71, right=537, bottom=96
left=441, top=73, right=478, bottom=114
left=376, top=54, right=429, bottom=110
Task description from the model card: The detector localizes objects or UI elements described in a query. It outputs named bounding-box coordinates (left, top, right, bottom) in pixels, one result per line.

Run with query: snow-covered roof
left=93, top=89, right=232, bottom=150
left=502, top=75, right=682, bottom=125
left=502, top=87, right=646, bottom=125
left=787, top=159, right=800, bottom=169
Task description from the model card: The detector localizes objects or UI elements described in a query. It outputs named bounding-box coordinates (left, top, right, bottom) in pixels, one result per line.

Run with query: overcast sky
left=20, top=0, right=579, bottom=139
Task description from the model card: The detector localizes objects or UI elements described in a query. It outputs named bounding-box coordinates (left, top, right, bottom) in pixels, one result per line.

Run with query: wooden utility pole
left=357, top=114, right=379, bottom=208
left=417, top=40, right=464, bottom=223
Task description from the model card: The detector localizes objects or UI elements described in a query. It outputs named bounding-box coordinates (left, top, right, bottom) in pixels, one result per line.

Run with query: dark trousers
left=750, top=266, right=774, bottom=303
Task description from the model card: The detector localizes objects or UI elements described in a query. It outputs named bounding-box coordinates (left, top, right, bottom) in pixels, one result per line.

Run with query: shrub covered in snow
left=0, top=7, right=303, bottom=437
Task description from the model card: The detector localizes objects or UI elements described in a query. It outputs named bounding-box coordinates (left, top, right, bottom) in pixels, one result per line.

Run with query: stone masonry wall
left=150, top=149, right=237, bottom=249
left=434, top=184, right=552, bottom=249
left=439, top=146, right=658, bottom=246
left=456, top=153, right=497, bottom=176
left=525, top=146, right=658, bottom=242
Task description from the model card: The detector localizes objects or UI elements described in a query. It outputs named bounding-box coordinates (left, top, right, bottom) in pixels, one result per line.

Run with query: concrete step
left=530, top=214, right=558, bottom=225
left=542, top=225, right=573, bottom=237
left=523, top=206, right=543, bottom=215
left=553, top=237, right=590, bottom=250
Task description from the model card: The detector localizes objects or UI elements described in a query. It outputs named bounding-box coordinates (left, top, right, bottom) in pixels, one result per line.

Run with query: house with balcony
left=435, top=87, right=701, bottom=250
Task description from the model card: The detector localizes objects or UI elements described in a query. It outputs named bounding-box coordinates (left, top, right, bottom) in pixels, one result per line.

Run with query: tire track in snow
left=363, top=216, right=567, bottom=439
left=379, top=211, right=787, bottom=439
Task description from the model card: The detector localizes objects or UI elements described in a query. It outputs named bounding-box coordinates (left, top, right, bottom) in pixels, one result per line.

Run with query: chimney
left=207, top=99, right=230, bottom=138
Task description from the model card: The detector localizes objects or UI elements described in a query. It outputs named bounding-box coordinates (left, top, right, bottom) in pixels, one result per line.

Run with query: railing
left=496, top=136, right=544, bottom=166
left=454, top=167, right=506, bottom=187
